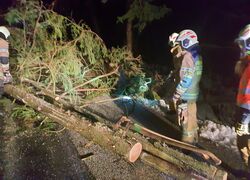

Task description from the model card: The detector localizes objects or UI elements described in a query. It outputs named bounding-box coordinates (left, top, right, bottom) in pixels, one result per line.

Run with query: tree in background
left=117, top=0, right=170, bottom=54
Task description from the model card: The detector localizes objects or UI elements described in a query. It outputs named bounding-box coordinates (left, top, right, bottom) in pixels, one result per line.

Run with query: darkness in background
left=44, top=0, right=250, bottom=84
left=2, top=0, right=250, bottom=86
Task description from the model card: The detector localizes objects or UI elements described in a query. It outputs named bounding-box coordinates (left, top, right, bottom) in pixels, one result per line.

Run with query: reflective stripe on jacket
left=173, top=49, right=202, bottom=102
left=237, top=63, right=250, bottom=109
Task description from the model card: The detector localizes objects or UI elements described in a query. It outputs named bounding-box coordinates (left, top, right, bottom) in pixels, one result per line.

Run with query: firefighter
left=0, top=26, right=12, bottom=96
left=168, top=30, right=203, bottom=144
left=234, top=24, right=250, bottom=167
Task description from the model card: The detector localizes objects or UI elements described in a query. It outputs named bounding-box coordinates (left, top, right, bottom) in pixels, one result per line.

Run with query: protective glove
left=158, top=99, right=167, bottom=108
left=177, top=102, right=188, bottom=126
left=235, top=123, right=250, bottom=136
left=168, top=98, right=177, bottom=112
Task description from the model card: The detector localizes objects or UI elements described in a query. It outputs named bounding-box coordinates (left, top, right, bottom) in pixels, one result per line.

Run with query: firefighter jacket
left=237, top=62, right=250, bottom=109
left=173, top=48, right=203, bottom=102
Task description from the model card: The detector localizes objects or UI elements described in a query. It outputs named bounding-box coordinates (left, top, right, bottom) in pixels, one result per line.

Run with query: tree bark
left=126, top=19, right=133, bottom=53
left=4, top=84, right=227, bottom=179
left=15, top=79, right=227, bottom=179
left=133, top=133, right=227, bottom=180
left=126, top=0, right=133, bottom=53
left=140, top=152, right=227, bottom=180
left=3, top=84, right=142, bottom=163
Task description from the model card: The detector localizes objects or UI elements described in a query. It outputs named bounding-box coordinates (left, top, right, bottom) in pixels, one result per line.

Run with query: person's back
left=177, top=49, right=202, bottom=102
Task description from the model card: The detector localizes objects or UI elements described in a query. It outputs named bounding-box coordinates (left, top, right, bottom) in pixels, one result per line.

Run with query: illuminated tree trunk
left=126, top=19, right=133, bottom=53
left=126, top=0, right=133, bottom=54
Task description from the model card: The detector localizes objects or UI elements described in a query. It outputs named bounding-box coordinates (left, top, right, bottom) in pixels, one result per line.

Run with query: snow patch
left=199, top=120, right=238, bottom=151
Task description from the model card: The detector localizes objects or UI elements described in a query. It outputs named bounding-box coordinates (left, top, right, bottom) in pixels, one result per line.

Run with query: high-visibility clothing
left=237, top=63, right=250, bottom=109
left=173, top=48, right=203, bottom=102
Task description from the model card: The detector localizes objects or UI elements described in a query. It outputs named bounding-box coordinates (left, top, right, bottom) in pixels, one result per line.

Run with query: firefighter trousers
left=181, top=102, right=198, bottom=144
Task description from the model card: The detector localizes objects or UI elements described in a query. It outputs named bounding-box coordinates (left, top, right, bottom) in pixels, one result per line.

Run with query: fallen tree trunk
left=140, top=152, right=227, bottom=180
left=140, top=152, right=194, bottom=179
left=123, top=117, right=221, bottom=165
left=130, top=132, right=227, bottom=179
left=4, top=84, right=142, bottom=163
left=4, top=84, right=228, bottom=179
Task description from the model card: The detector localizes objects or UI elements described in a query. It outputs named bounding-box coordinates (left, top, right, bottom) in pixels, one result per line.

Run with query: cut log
left=140, top=152, right=190, bottom=179
left=140, top=152, right=224, bottom=179
left=71, top=103, right=228, bottom=179
left=132, top=133, right=227, bottom=180
left=5, top=84, right=228, bottom=179
left=4, top=84, right=141, bottom=163
left=124, top=117, right=221, bottom=165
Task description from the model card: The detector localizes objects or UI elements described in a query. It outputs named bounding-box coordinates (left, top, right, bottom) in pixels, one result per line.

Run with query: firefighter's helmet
left=176, top=29, right=198, bottom=49
left=168, top=32, right=179, bottom=47
left=0, top=26, right=10, bottom=39
left=235, top=24, right=250, bottom=58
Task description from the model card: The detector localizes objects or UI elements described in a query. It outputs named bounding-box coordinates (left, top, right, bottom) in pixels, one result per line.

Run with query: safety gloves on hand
left=168, top=99, right=177, bottom=112
left=236, top=123, right=250, bottom=136
left=177, top=102, right=188, bottom=126
left=167, top=99, right=188, bottom=126
left=158, top=99, right=167, bottom=107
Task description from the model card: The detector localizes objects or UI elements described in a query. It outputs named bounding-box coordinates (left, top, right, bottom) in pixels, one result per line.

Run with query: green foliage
left=124, top=75, right=151, bottom=96
left=38, top=118, right=58, bottom=131
left=11, top=106, right=38, bottom=120
left=6, top=0, right=145, bottom=103
left=11, top=106, right=58, bottom=131
left=117, top=0, right=170, bottom=32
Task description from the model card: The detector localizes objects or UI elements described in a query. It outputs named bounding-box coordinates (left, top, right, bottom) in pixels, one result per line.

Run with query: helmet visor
left=245, top=37, right=250, bottom=50
left=181, top=38, right=190, bottom=49
left=236, top=37, right=250, bottom=50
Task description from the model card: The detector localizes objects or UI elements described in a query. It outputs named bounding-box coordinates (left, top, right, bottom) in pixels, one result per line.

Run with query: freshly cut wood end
left=128, top=142, right=142, bottom=163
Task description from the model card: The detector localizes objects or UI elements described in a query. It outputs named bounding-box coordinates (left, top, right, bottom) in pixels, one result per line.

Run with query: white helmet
left=0, top=26, right=10, bottom=39
left=168, top=32, right=179, bottom=47
left=176, top=29, right=198, bottom=49
left=235, top=24, right=250, bottom=57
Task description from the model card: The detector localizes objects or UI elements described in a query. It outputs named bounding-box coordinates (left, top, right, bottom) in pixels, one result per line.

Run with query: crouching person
left=0, top=26, right=12, bottom=97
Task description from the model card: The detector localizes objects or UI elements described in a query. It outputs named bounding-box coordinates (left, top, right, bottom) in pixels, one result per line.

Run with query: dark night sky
left=1, top=0, right=250, bottom=80
left=48, top=0, right=250, bottom=77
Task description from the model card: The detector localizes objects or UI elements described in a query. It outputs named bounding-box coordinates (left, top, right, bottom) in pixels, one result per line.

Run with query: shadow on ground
left=0, top=98, right=94, bottom=180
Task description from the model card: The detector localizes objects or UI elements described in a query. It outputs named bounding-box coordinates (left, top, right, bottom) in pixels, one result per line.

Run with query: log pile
left=4, top=84, right=227, bottom=179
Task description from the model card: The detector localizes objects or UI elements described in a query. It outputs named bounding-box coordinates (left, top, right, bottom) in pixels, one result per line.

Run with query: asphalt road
left=0, top=97, right=166, bottom=180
